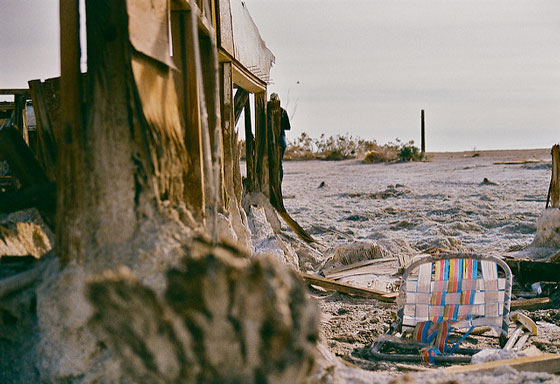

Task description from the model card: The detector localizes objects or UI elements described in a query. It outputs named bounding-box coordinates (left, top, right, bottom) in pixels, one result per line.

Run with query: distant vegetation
left=239, top=133, right=424, bottom=162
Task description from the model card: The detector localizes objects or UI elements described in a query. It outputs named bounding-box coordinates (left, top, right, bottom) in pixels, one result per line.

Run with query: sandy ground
left=277, top=148, right=560, bottom=378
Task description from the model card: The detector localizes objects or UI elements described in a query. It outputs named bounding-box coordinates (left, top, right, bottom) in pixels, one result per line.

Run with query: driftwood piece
left=505, top=257, right=560, bottom=282
left=300, top=273, right=397, bottom=302
left=444, top=353, right=560, bottom=374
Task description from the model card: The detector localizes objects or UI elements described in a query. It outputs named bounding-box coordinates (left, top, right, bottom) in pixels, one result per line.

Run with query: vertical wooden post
left=549, top=144, right=560, bottom=208
left=173, top=11, right=205, bottom=218
left=220, top=62, right=234, bottom=208
left=267, top=99, right=282, bottom=209
left=13, top=94, right=28, bottom=144
left=421, top=109, right=425, bottom=154
left=254, top=92, right=267, bottom=193
left=58, top=0, right=83, bottom=263
left=200, top=36, right=224, bottom=211
left=244, top=97, right=255, bottom=192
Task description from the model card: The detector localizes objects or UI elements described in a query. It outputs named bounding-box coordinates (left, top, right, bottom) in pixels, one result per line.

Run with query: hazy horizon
left=1, top=0, right=559, bottom=151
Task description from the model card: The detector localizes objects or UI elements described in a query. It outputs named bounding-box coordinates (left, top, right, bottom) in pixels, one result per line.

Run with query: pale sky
left=1, top=0, right=559, bottom=151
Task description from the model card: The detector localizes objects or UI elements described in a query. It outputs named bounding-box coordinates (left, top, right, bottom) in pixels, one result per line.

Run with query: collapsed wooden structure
left=1, top=0, right=312, bottom=260
left=0, top=1, right=320, bottom=382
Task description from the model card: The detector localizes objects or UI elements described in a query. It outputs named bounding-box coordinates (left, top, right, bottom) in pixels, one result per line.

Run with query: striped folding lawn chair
left=370, top=253, right=512, bottom=364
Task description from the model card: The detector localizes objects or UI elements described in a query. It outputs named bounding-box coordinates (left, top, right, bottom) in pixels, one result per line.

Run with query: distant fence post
left=548, top=144, right=560, bottom=208
left=421, top=109, right=425, bottom=154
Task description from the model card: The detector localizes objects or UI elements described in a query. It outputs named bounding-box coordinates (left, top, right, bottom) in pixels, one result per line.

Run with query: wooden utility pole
left=421, top=109, right=425, bottom=154
left=548, top=144, right=560, bottom=208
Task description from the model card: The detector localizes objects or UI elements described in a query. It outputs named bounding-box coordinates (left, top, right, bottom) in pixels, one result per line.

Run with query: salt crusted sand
left=275, top=148, right=560, bottom=382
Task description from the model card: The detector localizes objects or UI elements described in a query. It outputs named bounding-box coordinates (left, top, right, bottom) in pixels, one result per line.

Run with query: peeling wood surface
left=127, top=0, right=177, bottom=68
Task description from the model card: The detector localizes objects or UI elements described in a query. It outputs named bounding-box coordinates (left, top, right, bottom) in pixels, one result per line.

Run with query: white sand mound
left=532, top=208, right=560, bottom=248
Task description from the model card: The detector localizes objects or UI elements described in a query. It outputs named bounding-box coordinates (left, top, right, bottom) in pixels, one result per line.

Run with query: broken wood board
left=326, top=261, right=398, bottom=281
left=511, top=297, right=551, bottom=310
left=300, top=273, right=397, bottom=302
left=505, top=257, right=560, bottom=282
left=324, top=257, right=397, bottom=279
left=444, top=353, right=560, bottom=374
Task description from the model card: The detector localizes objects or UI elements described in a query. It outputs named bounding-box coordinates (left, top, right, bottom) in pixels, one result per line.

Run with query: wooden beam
left=300, top=273, right=397, bottom=302
left=0, top=89, right=30, bottom=96
left=511, top=297, right=551, bottom=310
left=232, top=61, right=267, bottom=93
left=444, top=353, right=560, bottom=374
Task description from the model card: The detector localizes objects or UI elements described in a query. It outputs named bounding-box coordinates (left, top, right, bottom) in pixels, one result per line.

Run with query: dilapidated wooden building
left=0, top=1, right=319, bottom=382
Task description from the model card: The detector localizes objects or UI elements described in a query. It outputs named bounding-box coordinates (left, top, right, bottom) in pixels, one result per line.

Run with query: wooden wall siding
left=224, top=0, right=274, bottom=83
left=217, top=0, right=234, bottom=57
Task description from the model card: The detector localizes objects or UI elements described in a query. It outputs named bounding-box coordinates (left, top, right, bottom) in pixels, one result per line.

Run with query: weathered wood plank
left=28, top=79, right=58, bottom=182
left=300, top=273, right=397, bottom=302
left=0, top=89, right=30, bottom=95
left=325, top=258, right=398, bottom=280
left=444, top=353, right=560, bottom=374
left=182, top=10, right=205, bottom=216
left=511, top=297, right=551, bottom=310
left=217, top=0, right=234, bottom=56
left=200, top=34, right=224, bottom=211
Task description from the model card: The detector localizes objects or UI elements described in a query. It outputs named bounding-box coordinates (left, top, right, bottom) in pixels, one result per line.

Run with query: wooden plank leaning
left=300, top=273, right=397, bottom=302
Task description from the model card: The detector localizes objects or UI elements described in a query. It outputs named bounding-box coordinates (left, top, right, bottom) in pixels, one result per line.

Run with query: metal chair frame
left=370, top=253, right=512, bottom=363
